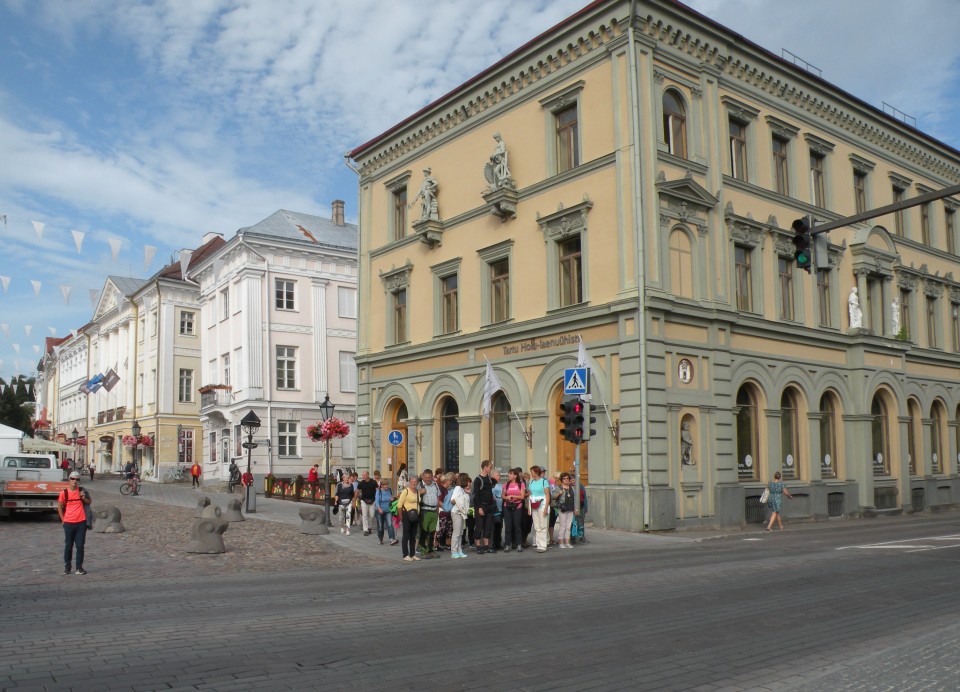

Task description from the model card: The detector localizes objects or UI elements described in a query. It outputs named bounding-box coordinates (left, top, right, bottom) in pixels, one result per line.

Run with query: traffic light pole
left=810, top=182, right=960, bottom=236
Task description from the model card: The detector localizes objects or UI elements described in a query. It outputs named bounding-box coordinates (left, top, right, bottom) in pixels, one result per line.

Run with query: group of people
left=331, top=461, right=587, bottom=561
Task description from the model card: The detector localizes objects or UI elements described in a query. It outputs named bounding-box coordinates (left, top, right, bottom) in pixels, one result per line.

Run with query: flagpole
left=577, top=335, right=614, bottom=431
left=483, top=355, right=530, bottom=444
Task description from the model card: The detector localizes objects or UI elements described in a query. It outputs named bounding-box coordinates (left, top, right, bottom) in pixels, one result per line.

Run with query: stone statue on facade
left=680, top=420, right=694, bottom=465
left=891, top=296, right=901, bottom=335
left=409, top=168, right=440, bottom=222
left=848, top=287, right=863, bottom=329
left=484, top=132, right=515, bottom=191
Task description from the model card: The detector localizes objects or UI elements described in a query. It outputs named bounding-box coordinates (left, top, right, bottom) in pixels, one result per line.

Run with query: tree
left=0, top=376, right=36, bottom=435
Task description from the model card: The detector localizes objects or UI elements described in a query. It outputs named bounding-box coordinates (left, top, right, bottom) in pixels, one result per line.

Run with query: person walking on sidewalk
left=58, top=471, right=92, bottom=575
left=416, top=469, right=440, bottom=558
left=397, top=476, right=421, bottom=562
left=450, top=473, right=471, bottom=559
left=190, top=461, right=202, bottom=488
left=374, top=480, right=398, bottom=545
left=765, top=471, right=794, bottom=531
left=334, top=475, right=356, bottom=535
left=356, top=471, right=378, bottom=536
left=228, top=461, right=240, bottom=493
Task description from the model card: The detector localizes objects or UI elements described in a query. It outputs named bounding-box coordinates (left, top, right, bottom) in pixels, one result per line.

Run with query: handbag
left=83, top=502, right=93, bottom=529
left=759, top=487, right=770, bottom=504
left=406, top=508, right=419, bottom=523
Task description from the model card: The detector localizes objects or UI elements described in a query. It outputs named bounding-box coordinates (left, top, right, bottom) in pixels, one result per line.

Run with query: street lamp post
left=319, top=395, right=336, bottom=527
left=131, top=419, right=141, bottom=474
left=240, top=410, right=260, bottom=514
left=71, top=427, right=79, bottom=473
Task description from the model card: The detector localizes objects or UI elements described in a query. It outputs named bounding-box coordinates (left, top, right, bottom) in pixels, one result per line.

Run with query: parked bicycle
left=164, top=465, right=186, bottom=482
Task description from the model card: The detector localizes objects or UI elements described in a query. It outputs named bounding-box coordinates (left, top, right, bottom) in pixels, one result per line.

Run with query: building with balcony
left=347, top=0, right=960, bottom=530
left=190, top=205, right=359, bottom=484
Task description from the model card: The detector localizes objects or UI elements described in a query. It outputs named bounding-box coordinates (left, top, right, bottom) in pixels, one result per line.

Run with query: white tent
left=0, top=423, right=24, bottom=455
left=20, top=437, right=74, bottom=453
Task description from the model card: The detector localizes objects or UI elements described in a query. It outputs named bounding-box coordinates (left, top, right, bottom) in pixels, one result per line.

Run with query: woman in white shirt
left=450, top=473, right=472, bottom=559
left=527, top=465, right=551, bottom=553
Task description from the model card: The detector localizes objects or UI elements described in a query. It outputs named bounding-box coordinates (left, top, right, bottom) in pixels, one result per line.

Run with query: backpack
left=442, top=487, right=454, bottom=513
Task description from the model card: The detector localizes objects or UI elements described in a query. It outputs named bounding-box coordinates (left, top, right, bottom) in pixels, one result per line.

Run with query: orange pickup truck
left=0, top=454, right=68, bottom=517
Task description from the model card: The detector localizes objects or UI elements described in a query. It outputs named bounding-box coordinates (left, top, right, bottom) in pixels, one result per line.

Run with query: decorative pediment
left=379, top=262, right=413, bottom=292
left=536, top=195, right=593, bottom=241
left=724, top=204, right=764, bottom=248
left=656, top=173, right=719, bottom=223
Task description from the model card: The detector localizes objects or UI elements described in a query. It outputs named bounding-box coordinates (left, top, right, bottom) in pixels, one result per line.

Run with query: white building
left=191, top=204, right=359, bottom=484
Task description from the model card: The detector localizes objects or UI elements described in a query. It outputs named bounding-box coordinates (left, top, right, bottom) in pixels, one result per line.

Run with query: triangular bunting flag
left=12, top=344, right=20, bottom=354
left=144, top=245, right=157, bottom=271
left=71, top=329, right=78, bottom=340
left=32, top=344, right=40, bottom=355
left=179, top=249, right=193, bottom=281
left=48, top=327, right=57, bottom=335
left=60, top=285, right=71, bottom=305
left=31, top=220, right=45, bottom=240
left=0, top=324, right=8, bottom=337
left=71, top=229, right=85, bottom=254
left=108, top=237, right=122, bottom=262
left=31, top=280, right=41, bottom=297
left=24, top=325, right=32, bottom=337
left=89, top=288, right=99, bottom=308
left=0, top=276, right=9, bottom=293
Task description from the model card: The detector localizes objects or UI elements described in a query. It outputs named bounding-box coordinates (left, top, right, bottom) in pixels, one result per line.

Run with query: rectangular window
left=275, top=279, right=295, bottom=310
left=221, top=288, right=230, bottom=320
left=222, top=354, right=230, bottom=387
left=393, top=289, right=407, bottom=344
left=946, top=208, right=956, bottom=255
left=817, top=270, right=832, bottom=328
left=555, top=105, right=580, bottom=173
left=927, top=296, right=938, bottom=348
left=276, top=346, right=296, bottom=389
left=393, top=187, right=408, bottom=240
left=441, top=274, right=458, bottom=334
left=278, top=421, right=298, bottom=457
left=735, top=245, right=753, bottom=312
left=338, top=287, right=357, bottom=318
left=490, top=258, right=510, bottom=323
left=559, top=236, right=583, bottom=307
left=729, top=120, right=748, bottom=181
left=772, top=136, right=789, bottom=195
left=179, top=429, right=194, bottom=465
left=952, top=304, right=960, bottom=352
left=209, top=432, right=217, bottom=463
left=893, top=187, right=905, bottom=236
left=854, top=171, right=867, bottom=214
left=339, top=352, right=356, bottom=393
left=920, top=203, right=931, bottom=246
left=900, top=289, right=912, bottom=339
left=178, top=368, right=193, bottom=403
left=778, top=257, right=794, bottom=321
left=810, top=152, right=825, bottom=207
left=180, top=310, right=195, bottom=335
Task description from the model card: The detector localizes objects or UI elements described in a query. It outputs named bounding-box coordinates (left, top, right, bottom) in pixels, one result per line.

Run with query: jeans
left=503, top=505, right=524, bottom=548
left=192, top=475, right=200, bottom=488
left=360, top=501, right=376, bottom=532
left=451, top=512, right=466, bottom=555
left=375, top=510, right=395, bottom=541
left=401, top=512, right=418, bottom=557
left=63, top=521, right=87, bottom=569
left=338, top=502, right=353, bottom=529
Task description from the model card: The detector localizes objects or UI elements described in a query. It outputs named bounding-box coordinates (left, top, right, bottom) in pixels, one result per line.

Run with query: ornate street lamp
left=131, top=420, right=141, bottom=473
left=240, top=410, right=261, bottom=513
left=71, top=428, right=79, bottom=472
left=319, top=395, right=335, bottom=527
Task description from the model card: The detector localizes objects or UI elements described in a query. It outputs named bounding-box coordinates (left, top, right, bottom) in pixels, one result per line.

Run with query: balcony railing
left=200, top=384, right=233, bottom=410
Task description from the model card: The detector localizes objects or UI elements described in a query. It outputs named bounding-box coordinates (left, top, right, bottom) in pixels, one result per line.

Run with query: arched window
left=780, top=389, right=800, bottom=480
left=819, top=393, right=839, bottom=479
left=907, top=399, right=921, bottom=476
left=662, top=89, right=687, bottom=158
left=491, top=394, right=512, bottom=469
left=440, top=397, right=460, bottom=474
left=669, top=228, right=694, bottom=298
left=736, top=385, right=759, bottom=481
left=931, top=401, right=945, bottom=474
left=871, top=396, right=889, bottom=476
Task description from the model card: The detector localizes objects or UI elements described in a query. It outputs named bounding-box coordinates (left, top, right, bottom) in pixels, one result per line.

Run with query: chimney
left=332, top=199, right=345, bottom=226
left=202, top=232, right=224, bottom=245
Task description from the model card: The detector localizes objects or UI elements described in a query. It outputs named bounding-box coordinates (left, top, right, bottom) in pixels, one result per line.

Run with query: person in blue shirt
left=491, top=467, right=504, bottom=552
left=374, top=480, right=398, bottom=545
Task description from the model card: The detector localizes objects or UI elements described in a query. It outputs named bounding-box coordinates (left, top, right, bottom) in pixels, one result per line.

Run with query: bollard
left=92, top=505, right=125, bottom=533
left=195, top=496, right=211, bottom=517
left=223, top=498, right=244, bottom=522
left=299, top=506, right=329, bottom=535
left=201, top=504, right=222, bottom=519
left=186, top=517, right=228, bottom=554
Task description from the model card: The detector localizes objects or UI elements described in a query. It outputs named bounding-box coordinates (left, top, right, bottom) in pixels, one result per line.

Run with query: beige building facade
left=348, top=0, right=960, bottom=529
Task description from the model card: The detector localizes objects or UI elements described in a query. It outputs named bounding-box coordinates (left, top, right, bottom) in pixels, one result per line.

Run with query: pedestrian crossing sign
left=563, top=367, right=589, bottom=395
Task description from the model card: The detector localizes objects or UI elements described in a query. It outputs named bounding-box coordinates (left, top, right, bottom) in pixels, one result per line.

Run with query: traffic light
left=792, top=217, right=812, bottom=273
left=584, top=402, right=598, bottom=441
left=570, top=398, right=585, bottom=443
left=559, top=396, right=586, bottom=443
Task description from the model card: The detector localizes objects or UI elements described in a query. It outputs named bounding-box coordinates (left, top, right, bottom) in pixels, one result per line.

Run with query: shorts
left=473, top=506, right=495, bottom=540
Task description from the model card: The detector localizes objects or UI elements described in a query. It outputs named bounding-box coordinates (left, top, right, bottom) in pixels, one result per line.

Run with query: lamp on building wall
left=319, top=395, right=336, bottom=527
left=131, top=419, right=141, bottom=472
left=240, top=410, right=261, bottom=514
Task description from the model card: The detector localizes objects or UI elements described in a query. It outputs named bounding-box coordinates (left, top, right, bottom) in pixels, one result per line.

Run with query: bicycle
left=120, top=474, right=141, bottom=496
left=163, top=465, right=186, bottom=482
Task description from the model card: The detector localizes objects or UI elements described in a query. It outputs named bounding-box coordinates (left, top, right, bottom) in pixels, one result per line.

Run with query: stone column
left=881, top=276, right=893, bottom=337
left=855, top=269, right=869, bottom=332
left=244, top=275, right=263, bottom=394
left=312, top=280, right=329, bottom=400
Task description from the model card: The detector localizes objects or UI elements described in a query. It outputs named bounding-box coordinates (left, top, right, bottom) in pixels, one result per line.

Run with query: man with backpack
left=58, top=471, right=92, bottom=575
left=416, top=469, right=440, bottom=558
left=471, top=460, right=496, bottom=554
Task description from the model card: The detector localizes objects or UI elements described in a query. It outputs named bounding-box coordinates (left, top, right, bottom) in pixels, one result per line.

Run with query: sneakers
left=412, top=555, right=421, bottom=561
left=517, top=546, right=524, bottom=553
left=503, top=547, right=511, bottom=553
left=403, top=556, right=414, bottom=562
left=364, top=530, right=371, bottom=536
left=76, top=568, right=87, bottom=575
left=535, top=548, right=547, bottom=553
left=452, top=552, right=467, bottom=559
left=340, top=527, right=345, bottom=534
left=389, top=539, right=399, bottom=546
left=64, top=566, right=71, bottom=575
left=345, top=530, right=350, bottom=536
left=379, top=538, right=384, bottom=545
left=560, top=543, right=572, bottom=550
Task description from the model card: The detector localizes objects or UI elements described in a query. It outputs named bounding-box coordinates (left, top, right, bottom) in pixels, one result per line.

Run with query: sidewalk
left=83, top=476, right=702, bottom=562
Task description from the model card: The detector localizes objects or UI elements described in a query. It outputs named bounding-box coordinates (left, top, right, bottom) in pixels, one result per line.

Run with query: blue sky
left=2, top=0, right=960, bottom=384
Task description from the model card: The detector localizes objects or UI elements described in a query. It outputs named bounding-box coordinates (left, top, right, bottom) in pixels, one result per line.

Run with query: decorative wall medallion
left=677, top=358, right=693, bottom=384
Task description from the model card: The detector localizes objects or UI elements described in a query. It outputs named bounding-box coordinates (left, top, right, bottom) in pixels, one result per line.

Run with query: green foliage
left=0, top=376, right=36, bottom=435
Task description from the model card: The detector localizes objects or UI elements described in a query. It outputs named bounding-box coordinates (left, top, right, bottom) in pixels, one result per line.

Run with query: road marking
left=837, top=533, right=960, bottom=553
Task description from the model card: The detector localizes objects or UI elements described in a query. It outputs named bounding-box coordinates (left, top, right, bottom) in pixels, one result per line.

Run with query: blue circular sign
left=388, top=430, right=404, bottom=447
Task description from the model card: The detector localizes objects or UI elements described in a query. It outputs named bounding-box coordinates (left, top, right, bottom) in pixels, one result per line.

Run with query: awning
left=21, top=438, right=75, bottom=453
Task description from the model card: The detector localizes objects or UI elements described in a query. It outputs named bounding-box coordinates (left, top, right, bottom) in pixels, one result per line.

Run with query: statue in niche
left=484, top=132, right=515, bottom=191
left=848, top=287, right=863, bottom=329
left=681, top=420, right=694, bottom=466
left=409, top=168, right=439, bottom=222
left=891, top=296, right=901, bottom=335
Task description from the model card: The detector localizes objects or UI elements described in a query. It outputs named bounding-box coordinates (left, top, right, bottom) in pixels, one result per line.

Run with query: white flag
left=0, top=276, right=9, bottom=293
left=32, top=344, right=40, bottom=355
left=12, top=343, right=20, bottom=354
left=60, top=285, right=72, bottom=305
left=24, top=325, right=32, bottom=337
left=31, top=220, right=45, bottom=240
left=108, top=237, right=122, bottom=262
left=48, top=327, right=57, bottom=335
left=577, top=336, right=588, bottom=368
left=179, top=249, right=193, bottom=281
left=0, top=324, right=7, bottom=337
left=89, top=288, right=99, bottom=308
left=144, top=244, right=157, bottom=271
left=31, top=280, right=41, bottom=297
left=481, top=360, right=503, bottom=418
left=71, top=229, right=85, bottom=253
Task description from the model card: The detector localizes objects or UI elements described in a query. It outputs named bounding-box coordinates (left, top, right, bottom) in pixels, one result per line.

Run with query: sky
left=2, top=0, right=960, bottom=385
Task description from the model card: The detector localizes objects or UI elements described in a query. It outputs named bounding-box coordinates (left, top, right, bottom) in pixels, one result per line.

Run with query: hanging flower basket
left=121, top=435, right=139, bottom=447
left=307, top=417, right=350, bottom=442
left=138, top=435, right=154, bottom=448
left=32, top=419, right=50, bottom=431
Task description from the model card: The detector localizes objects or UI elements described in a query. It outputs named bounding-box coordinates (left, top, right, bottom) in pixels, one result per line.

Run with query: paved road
left=4, top=484, right=960, bottom=691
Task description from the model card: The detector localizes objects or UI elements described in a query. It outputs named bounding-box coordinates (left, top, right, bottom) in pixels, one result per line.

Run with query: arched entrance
left=440, top=397, right=460, bottom=473
left=386, top=401, right=410, bottom=480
